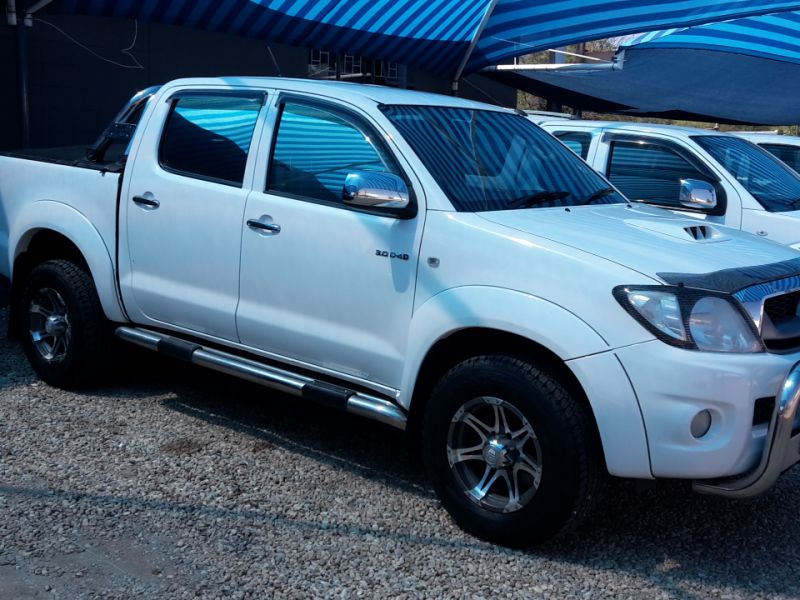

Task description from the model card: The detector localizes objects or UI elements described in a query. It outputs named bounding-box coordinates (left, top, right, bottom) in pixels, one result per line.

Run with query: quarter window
left=269, top=102, right=400, bottom=204
left=607, top=140, right=711, bottom=207
left=159, top=94, right=262, bottom=186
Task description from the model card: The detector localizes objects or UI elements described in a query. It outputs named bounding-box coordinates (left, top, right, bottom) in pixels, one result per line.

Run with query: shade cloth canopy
left=40, top=0, right=800, bottom=78
left=484, top=11, right=800, bottom=124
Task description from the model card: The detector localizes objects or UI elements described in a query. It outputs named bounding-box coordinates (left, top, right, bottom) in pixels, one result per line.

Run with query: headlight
left=614, top=286, right=762, bottom=353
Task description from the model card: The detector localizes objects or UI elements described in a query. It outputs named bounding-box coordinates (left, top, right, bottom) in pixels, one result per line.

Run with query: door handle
left=247, top=219, right=281, bottom=234
left=132, top=195, right=160, bottom=209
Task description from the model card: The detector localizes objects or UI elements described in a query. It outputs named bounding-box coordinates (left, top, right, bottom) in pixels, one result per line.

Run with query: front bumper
left=693, top=362, right=800, bottom=498
left=614, top=341, right=800, bottom=481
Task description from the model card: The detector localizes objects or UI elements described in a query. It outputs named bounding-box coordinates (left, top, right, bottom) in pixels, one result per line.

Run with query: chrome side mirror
left=343, top=171, right=410, bottom=210
left=679, top=179, right=717, bottom=211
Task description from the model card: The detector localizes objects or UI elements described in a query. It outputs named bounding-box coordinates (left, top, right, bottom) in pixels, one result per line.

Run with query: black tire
left=18, top=259, right=111, bottom=389
left=423, top=355, right=601, bottom=547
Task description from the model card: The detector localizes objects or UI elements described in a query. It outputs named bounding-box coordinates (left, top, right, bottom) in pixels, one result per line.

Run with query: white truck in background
left=537, top=119, right=800, bottom=248
left=2, top=78, right=800, bottom=547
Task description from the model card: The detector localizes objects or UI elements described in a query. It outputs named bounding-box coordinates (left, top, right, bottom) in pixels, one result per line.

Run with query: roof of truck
left=163, top=76, right=509, bottom=112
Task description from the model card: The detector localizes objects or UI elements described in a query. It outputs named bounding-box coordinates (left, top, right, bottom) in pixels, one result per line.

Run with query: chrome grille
left=734, top=278, right=800, bottom=353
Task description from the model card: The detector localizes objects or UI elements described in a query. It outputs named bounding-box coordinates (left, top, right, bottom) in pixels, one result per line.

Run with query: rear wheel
left=19, top=259, right=111, bottom=388
left=423, top=355, right=600, bottom=547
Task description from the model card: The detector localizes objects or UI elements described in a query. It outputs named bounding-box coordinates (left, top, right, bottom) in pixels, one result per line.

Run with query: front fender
left=400, top=286, right=609, bottom=409
left=10, top=200, right=126, bottom=322
left=400, top=285, right=652, bottom=478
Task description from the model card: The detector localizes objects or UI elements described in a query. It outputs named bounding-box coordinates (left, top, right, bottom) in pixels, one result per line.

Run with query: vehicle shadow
left=112, top=347, right=432, bottom=499
left=110, top=349, right=800, bottom=598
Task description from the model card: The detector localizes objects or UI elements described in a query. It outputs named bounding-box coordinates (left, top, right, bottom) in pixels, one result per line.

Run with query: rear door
left=121, top=89, right=265, bottom=340
left=237, top=95, right=425, bottom=389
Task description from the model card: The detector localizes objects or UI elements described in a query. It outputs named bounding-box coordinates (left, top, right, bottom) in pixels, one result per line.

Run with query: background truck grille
left=764, top=290, right=800, bottom=324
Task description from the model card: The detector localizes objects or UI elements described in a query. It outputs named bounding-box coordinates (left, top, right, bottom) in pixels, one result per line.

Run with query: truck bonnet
left=478, top=203, right=800, bottom=285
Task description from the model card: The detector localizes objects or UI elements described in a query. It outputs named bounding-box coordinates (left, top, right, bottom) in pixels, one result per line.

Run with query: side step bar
left=115, top=327, right=408, bottom=430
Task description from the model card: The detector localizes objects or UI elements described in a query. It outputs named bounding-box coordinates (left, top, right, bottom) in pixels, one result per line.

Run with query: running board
left=115, top=326, right=407, bottom=430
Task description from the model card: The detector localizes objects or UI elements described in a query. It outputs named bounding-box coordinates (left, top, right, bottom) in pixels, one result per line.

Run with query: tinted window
left=759, top=143, right=800, bottom=174
left=553, top=131, right=592, bottom=159
left=269, top=102, right=400, bottom=203
left=160, top=95, right=262, bottom=186
left=608, top=140, right=710, bottom=207
left=694, top=135, right=800, bottom=213
left=381, top=106, right=624, bottom=212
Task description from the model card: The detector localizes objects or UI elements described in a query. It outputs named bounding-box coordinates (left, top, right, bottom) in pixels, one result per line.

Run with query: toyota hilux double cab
left=2, top=78, right=800, bottom=547
left=537, top=119, right=800, bottom=249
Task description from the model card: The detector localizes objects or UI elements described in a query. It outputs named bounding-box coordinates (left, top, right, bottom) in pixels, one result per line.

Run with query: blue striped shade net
left=44, top=1, right=800, bottom=76
left=484, top=9, right=800, bottom=124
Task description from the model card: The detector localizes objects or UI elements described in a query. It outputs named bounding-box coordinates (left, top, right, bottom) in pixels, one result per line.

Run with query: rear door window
left=159, top=94, right=263, bottom=186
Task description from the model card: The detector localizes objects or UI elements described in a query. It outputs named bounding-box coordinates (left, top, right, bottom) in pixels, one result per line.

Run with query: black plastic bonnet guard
left=658, top=256, right=800, bottom=294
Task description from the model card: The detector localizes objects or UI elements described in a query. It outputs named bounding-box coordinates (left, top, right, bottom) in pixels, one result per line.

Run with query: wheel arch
left=405, top=326, right=608, bottom=472
left=9, top=204, right=126, bottom=335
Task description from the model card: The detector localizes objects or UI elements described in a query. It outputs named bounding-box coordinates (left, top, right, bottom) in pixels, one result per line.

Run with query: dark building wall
left=0, top=22, right=20, bottom=149
left=0, top=14, right=516, bottom=151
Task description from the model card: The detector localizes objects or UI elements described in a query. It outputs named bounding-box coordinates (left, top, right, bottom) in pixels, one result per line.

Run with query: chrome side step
left=115, top=326, right=407, bottom=430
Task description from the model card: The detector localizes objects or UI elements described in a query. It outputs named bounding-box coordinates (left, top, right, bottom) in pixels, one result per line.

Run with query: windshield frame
left=379, top=104, right=628, bottom=213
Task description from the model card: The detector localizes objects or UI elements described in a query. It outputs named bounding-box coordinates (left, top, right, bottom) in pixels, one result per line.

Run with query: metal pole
left=15, top=5, right=31, bottom=148
left=546, top=47, right=564, bottom=113
left=452, top=0, right=499, bottom=96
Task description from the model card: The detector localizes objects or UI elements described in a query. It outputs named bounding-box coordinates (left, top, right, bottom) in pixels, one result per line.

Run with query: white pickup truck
left=3, top=78, right=800, bottom=547
left=537, top=119, right=800, bottom=248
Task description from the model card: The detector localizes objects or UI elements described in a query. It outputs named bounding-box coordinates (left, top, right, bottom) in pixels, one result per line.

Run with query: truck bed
left=1, top=146, right=123, bottom=172
left=0, top=153, right=123, bottom=283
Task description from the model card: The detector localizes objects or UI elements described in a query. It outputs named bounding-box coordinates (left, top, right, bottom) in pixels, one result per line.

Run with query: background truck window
left=553, top=131, right=592, bottom=160
left=607, top=140, right=709, bottom=207
left=759, top=143, right=800, bottom=174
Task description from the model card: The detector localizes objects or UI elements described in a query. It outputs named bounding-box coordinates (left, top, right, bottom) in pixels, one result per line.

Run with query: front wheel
left=423, top=355, right=601, bottom=547
left=18, top=259, right=111, bottom=388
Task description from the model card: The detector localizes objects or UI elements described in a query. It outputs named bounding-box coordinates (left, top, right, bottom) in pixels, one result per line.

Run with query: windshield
left=380, top=106, right=626, bottom=212
left=693, top=135, right=800, bottom=213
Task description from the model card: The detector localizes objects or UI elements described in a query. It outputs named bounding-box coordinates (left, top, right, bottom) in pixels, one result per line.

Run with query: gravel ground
left=2, top=306, right=800, bottom=599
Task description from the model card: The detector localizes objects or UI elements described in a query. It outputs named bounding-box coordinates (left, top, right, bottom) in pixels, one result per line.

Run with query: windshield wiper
left=507, top=190, right=571, bottom=209
left=577, top=187, right=616, bottom=206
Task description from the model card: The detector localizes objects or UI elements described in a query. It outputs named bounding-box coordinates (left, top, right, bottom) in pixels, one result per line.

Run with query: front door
left=237, top=97, right=424, bottom=388
left=600, top=133, right=740, bottom=228
left=123, top=90, right=264, bottom=340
